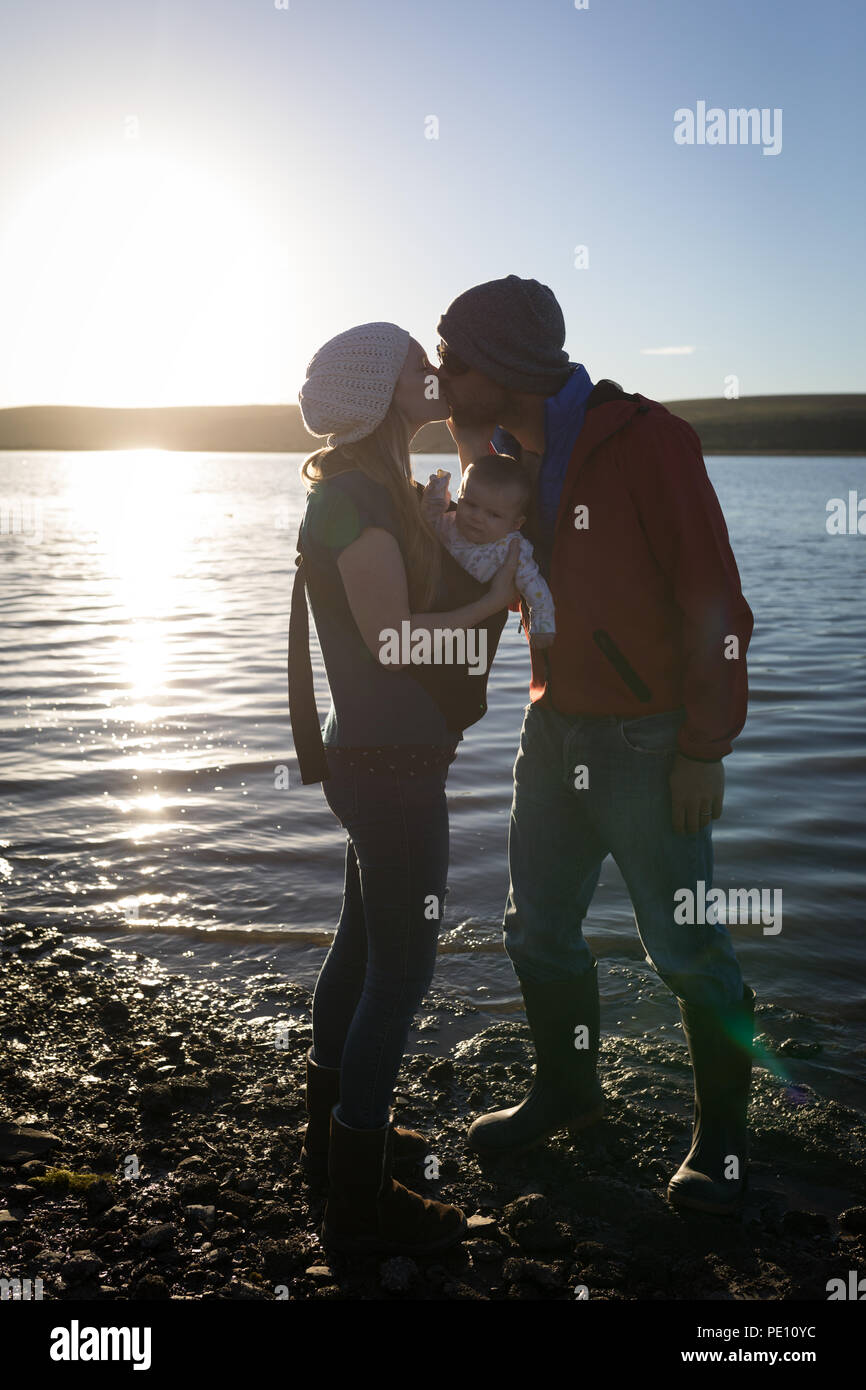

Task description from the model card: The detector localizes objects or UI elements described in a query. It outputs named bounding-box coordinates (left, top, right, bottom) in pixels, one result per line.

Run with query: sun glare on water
left=64, top=448, right=215, bottom=726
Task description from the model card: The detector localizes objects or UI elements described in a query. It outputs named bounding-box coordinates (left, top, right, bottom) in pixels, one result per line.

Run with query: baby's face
left=455, top=472, right=525, bottom=545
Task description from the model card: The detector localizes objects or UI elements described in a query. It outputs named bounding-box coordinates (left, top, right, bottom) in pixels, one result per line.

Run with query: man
left=435, top=275, right=756, bottom=1215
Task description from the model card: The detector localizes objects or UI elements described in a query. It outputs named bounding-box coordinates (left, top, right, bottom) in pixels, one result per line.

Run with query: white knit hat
left=298, top=322, right=411, bottom=446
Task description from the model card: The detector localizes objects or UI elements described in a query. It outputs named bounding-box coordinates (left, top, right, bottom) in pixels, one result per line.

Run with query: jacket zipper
left=592, top=629, right=652, bottom=703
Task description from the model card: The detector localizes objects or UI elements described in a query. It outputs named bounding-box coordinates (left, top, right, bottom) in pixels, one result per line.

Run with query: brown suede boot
left=299, top=1046, right=428, bottom=1180
left=321, top=1107, right=467, bottom=1255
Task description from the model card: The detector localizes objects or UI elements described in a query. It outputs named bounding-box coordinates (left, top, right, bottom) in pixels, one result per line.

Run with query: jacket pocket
left=619, top=708, right=685, bottom=754
left=592, top=629, right=652, bottom=703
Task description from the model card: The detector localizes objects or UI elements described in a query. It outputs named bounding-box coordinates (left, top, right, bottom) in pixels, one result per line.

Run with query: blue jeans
left=504, top=702, right=744, bottom=1009
left=312, top=758, right=450, bottom=1129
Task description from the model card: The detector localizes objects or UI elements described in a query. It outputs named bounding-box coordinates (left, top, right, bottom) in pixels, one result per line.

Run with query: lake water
left=1, top=450, right=864, bottom=1108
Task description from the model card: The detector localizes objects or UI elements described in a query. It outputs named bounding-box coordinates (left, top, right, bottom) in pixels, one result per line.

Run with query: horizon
left=1, top=0, right=863, bottom=410
left=6, top=389, right=866, bottom=414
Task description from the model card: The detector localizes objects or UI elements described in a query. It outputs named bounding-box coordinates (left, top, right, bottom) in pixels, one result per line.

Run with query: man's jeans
left=312, top=758, right=450, bottom=1129
left=505, top=702, right=745, bottom=1010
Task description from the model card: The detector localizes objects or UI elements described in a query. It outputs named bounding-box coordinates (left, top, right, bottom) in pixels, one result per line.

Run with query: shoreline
left=2, top=448, right=866, bottom=458
left=1, top=394, right=865, bottom=457
left=2, top=925, right=864, bottom=1301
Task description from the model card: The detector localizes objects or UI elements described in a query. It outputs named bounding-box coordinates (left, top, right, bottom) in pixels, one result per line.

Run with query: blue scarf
left=492, top=363, right=594, bottom=568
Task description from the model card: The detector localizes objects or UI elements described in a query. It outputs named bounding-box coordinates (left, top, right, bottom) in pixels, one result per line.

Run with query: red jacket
left=504, top=388, right=754, bottom=761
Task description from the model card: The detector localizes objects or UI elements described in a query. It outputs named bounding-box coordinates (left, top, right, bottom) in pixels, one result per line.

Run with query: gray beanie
left=298, top=322, right=411, bottom=446
left=436, top=275, right=570, bottom=394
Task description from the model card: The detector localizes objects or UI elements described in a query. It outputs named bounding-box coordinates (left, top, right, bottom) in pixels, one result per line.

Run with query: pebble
left=140, top=1222, right=176, bottom=1251
left=131, top=1273, right=171, bottom=1299
left=99, top=999, right=131, bottom=1029
left=184, top=1204, right=217, bottom=1234
left=781, top=1209, right=830, bottom=1237
left=514, top=1218, right=570, bottom=1252
left=425, top=1058, right=454, bottom=1087
left=0, top=1123, right=60, bottom=1165
left=18, top=1160, right=47, bottom=1179
left=137, top=1083, right=174, bottom=1115
left=62, top=1251, right=102, bottom=1281
left=99, top=1206, right=129, bottom=1227
left=778, top=1038, right=822, bottom=1058
left=503, top=1193, right=549, bottom=1224
left=85, top=1179, right=116, bottom=1215
left=466, top=1239, right=504, bottom=1262
left=8, top=1184, right=37, bottom=1205
left=839, top=1206, right=866, bottom=1234
left=467, top=1213, right=498, bottom=1233
left=50, top=950, right=85, bottom=970
left=503, top=1257, right=564, bottom=1290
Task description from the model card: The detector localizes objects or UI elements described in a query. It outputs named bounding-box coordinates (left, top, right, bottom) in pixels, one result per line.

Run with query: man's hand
left=529, top=631, right=555, bottom=650
left=669, top=754, right=724, bottom=835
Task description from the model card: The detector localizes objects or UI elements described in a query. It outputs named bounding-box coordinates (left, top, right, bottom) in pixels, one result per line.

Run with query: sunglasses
left=436, top=341, right=471, bottom=375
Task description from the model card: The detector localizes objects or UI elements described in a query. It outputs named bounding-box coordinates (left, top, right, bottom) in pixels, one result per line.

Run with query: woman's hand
left=487, top=537, right=521, bottom=610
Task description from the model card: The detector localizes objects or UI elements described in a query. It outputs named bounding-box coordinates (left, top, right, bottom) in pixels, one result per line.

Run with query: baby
left=421, top=453, right=555, bottom=648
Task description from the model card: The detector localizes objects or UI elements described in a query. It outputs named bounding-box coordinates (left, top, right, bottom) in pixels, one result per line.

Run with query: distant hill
left=0, top=404, right=303, bottom=454
left=0, top=395, right=864, bottom=455
left=659, top=395, right=866, bottom=456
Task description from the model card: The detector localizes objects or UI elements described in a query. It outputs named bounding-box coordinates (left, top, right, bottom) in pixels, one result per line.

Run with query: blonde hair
left=300, top=405, right=442, bottom=611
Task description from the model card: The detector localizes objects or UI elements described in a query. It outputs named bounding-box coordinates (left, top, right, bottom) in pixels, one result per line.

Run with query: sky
left=0, top=0, right=863, bottom=409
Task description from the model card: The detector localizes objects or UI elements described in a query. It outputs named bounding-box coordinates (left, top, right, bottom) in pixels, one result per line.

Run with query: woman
left=288, top=322, right=519, bottom=1256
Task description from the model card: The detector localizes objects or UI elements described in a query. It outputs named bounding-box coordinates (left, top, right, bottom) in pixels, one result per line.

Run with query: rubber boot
left=321, top=1106, right=467, bottom=1255
left=466, top=960, right=604, bottom=1157
left=299, top=1046, right=428, bottom=1180
left=667, top=984, right=756, bottom=1215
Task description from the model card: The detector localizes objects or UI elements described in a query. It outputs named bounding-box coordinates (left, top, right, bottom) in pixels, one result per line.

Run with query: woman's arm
left=336, top=527, right=519, bottom=667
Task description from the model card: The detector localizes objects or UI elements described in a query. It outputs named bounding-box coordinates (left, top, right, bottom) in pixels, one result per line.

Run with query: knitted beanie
left=298, top=322, right=411, bottom=446
left=436, top=275, right=570, bottom=394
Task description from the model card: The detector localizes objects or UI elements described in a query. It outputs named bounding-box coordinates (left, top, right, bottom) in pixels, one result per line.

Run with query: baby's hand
left=424, top=469, right=451, bottom=509
left=530, top=631, right=555, bottom=650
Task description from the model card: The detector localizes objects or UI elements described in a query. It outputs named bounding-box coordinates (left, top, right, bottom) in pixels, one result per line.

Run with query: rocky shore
left=1, top=924, right=864, bottom=1302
